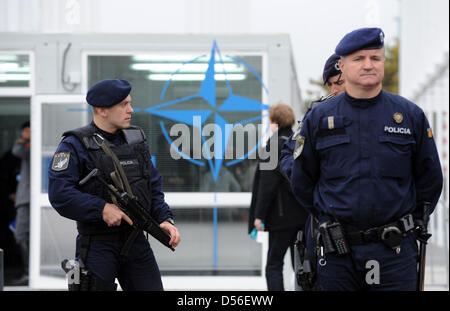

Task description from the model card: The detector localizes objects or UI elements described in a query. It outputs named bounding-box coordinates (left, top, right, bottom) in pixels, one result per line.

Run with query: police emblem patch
left=393, top=112, right=403, bottom=124
left=51, top=152, right=70, bottom=171
left=293, top=136, right=305, bottom=160
left=291, top=121, right=303, bottom=139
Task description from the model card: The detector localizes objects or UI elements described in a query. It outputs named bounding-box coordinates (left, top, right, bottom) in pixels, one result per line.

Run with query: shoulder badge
left=293, top=135, right=305, bottom=160
left=291, top=122, right=303, bottom=140
left=51, top=152, right=70, bottom=171
left=292, top=122, right=305, bottom=159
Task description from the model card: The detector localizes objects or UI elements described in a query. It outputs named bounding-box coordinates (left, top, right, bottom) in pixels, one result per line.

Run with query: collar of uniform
left=91, top=121, right=125, bottom=145
left=278, top=126, right=293, bottom=138
left=344, top=90, right=383, bottom=108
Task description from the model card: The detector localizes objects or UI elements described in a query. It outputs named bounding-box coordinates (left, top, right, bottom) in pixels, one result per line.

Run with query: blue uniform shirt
left=48, top=122, right=172, bottom=224
left=291, top=91, right=443, bottom=231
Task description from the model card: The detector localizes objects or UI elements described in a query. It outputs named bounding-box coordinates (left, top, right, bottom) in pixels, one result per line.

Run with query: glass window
left=0, top=54, right=30, bottom=88
left=78, top=51, right=267, bottom=277
left=87, top=52, right=265, bottom=192
left=0, top=97, right=30, bottom=156
left=154, top=207, right=262, bottom=276
left=41, top=100, right=89, bottom=192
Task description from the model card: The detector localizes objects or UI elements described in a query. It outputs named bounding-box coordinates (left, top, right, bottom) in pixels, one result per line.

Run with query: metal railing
left=413, top=52, right=449, bottom=291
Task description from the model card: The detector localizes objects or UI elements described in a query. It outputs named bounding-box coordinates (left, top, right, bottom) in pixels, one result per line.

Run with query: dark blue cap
left=86, top=79, right=131, bottom=107
left=335, top=27, right=385, bottom=56
left=322, top=53, right=341, bottom=85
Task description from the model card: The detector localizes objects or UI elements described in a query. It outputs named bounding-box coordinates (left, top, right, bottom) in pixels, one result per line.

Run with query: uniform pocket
left=379, top=159, right=410, bottom=180
left=323, top=167, right=347, bottom=180
left=378, top=135, right=415, bottom=180
left=316, top=135, right=350, bottom=150
left=378, top=135, right=416, bottom=155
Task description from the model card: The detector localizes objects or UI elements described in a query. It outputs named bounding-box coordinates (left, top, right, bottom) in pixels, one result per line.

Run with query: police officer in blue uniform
left=48, top=79, right=180, bottom=291
left=280, top=53, right=345, bottom=181
left=280, top=54, right=346, bottom=291
left=291, top=28, right=443, bottom=291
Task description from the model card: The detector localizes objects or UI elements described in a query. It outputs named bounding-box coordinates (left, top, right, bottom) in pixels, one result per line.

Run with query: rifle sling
left=99, top=140, right=134, bottom=197
left=97, top=140, right=141, bottom=257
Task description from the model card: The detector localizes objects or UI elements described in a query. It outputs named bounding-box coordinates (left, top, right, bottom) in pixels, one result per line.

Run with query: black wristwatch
left=165, top=218, right=175, bottom=225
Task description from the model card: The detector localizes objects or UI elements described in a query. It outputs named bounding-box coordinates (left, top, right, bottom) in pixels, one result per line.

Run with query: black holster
left=62, top=235, right=118, bottom=291
left=66, top=265, right=117, bottom=291
left=294, top=228, right=320, bottom=291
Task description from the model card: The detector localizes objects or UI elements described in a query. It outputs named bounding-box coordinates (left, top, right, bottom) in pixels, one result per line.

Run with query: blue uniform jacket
left=291, top=91, right=443, bottom=231
left=279, top=99, right=326, bottom=180
left=279, top=132, right=296, bottom=180
left=48, top=123, right=172, bottom=225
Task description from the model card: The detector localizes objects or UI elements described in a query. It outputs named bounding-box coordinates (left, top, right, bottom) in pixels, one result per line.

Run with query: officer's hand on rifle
left=160, top=221, right=181, bottom=248
left=102, top=203, right=133, bottom=227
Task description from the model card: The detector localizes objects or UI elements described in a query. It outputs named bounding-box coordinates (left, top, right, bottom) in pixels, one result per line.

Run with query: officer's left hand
left=160, top=221, right=181, bottom=248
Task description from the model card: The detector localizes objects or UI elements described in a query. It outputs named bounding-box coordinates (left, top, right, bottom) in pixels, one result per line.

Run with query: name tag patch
left=384, top=126, right=411, bottom=135
left=51, top=152, right=70, bottom=171
left=120, top=159, right=138, bottom=166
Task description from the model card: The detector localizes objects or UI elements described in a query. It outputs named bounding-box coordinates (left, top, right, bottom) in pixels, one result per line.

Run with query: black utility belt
left=318, top=214, right=415, bottom=256
left=346, top=214, right=415, bottom=244
left=346, top=214, right=416, bottom=253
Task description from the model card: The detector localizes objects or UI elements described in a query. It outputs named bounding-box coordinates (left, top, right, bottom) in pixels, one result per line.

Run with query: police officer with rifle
left=49, top=79, right=180, bottom=291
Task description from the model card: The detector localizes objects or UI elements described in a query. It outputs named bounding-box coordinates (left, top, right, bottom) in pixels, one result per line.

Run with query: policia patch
left=51, top=152, right=70, bottom=171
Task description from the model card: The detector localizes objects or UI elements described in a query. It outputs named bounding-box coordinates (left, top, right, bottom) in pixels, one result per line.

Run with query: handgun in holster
left=61, top=258, right=117, bottom=291
left=294, top=230, right=318, bottom=291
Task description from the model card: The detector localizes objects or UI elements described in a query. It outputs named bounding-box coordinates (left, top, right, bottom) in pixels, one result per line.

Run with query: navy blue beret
left=322, top=53, right=342, bottom=85
left=335, top=27, right=385, bottom=56
left=86, top=79, right=132, bottom=107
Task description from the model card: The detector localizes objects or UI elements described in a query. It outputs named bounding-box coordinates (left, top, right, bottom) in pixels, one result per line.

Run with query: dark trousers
left=266, top=227, right=299, bottom=291
left=15, top=204, right=29, bottom=275
left=317, top=234, right=418, bottom=291
left=76, top=233, right=163, bottom=291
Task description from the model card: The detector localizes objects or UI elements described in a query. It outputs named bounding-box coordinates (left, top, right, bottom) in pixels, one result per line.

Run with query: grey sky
left=247, top=0, right=400, bottom=99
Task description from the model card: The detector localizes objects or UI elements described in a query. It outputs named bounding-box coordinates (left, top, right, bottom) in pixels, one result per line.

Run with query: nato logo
left=145, top=41, right=270, bottom=182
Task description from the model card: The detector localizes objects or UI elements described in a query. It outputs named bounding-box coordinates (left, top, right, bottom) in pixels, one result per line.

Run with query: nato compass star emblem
left=145, top=41, right=269, bottom=181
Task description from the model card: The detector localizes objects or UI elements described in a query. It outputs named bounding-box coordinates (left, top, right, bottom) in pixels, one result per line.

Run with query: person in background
left=249, top=102, right=308, bottom=291
left=11, top=121, right=31, bottom=285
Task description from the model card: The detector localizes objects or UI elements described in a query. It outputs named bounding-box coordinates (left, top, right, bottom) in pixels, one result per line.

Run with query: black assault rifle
left=79, top=168, right=175, bottom=254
